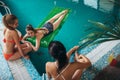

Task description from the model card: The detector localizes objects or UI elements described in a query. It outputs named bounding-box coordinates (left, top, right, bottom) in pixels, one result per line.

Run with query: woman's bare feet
left=61, top=9, right=68, bottom=15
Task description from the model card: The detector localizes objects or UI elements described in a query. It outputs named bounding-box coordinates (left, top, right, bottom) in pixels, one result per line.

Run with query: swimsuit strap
left=61, top=75, right=66, bottom=80
left=60, top=63, right=70, bottom=75
left=3, top=38, right=15, bottom=43
left=3, top=37, right=22, bottom=43
left=54, top=62, right=70, bottom=80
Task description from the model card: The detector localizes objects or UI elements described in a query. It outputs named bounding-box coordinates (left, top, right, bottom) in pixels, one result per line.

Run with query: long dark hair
left=48, top=41, right=68, bottom=73
left=2, top=14, right=17, bottom=30
left=26, top=24, right=36, bottom=32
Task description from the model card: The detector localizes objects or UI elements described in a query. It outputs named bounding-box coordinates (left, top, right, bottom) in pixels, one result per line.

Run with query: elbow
left=86, top=60, right=92, bottom=68
left=34, top=48, right=39, bottom=51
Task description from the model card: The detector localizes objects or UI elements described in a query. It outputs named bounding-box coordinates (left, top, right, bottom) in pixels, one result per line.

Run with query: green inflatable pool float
left=26, top=7, right=70, bottom=47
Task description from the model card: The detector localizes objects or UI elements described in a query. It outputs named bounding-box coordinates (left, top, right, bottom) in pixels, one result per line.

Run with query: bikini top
left=53, top=62, right=70, bottom=80
left=3, top=37, right=22, bottom=44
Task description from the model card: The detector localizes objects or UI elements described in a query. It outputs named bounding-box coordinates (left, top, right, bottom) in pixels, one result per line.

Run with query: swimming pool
left=2, top=0, right=118, bottom=76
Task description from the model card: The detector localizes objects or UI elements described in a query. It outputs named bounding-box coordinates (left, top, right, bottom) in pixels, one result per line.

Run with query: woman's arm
left=22, top=34, right=29, bottom=42
left=12, top=30, right=25, bottom=57
left=75, top=53, right=91, bottom=69
left=28, top=32, right=43, bottom=51
left=28, top=38, right=40, bottom=51
left=67, top=46, right=79, bottom=60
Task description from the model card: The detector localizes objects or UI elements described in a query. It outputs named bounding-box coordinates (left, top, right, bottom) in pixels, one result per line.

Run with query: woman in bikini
left=22, top=10, right=68, bottom=51
left=46, top=41, right=91, bottom=80
left=2, top=14, right=32, bottom=61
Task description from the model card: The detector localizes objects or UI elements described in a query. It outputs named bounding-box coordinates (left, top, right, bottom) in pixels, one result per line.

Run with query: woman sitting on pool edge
left=2, top=14, right=32, bottom=61
left=22, top=10, right=68, bottom=51
left=46, top=41, right=91, bottom=80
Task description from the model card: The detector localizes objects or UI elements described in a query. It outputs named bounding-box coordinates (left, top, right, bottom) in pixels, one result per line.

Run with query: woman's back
left=55, top=63, right=79, bottom=80
left=46, top=41, right=91, bottom=80
left=46, top=61, right=89, bottom=80
left=3, top=29, right=16, bottom=53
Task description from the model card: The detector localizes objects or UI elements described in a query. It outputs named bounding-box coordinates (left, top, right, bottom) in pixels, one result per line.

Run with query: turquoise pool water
left=2, top=0, right=117, bottom=75
left=31, top=0, right=112, bottom=74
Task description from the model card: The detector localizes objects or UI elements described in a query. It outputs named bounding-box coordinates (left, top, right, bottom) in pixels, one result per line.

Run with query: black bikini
left=42, top=22, right=53, bottom=36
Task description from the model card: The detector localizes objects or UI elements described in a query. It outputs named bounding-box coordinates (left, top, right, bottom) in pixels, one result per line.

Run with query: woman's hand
left=74, top=52, right=91, bottom=68
left=61, top=10, right=68, bottom=15
left=67, top=46, right=79, bottom=60
left=22, top=34, right=30, bottom=42
left=71, top=46, right=79, bottom=53
left=75, top=53, right=85, bottom=62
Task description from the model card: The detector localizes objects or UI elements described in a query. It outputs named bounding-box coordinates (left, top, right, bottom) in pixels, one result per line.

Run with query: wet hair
left=2, top=14, right=17, bottom=30
left=48, top=41, right=68, bottom=73
left=94, top=65, right=120, bottom=80
left=26, top=24, right=35, bottom=32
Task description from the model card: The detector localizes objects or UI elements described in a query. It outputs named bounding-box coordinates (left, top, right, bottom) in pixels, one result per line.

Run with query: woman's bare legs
left=8, top=43, right=32, bottom=61
left=47, top=10, right=67, bottom=23
left=52, top=13, right=67, bottom=30
left=47, top=10, right=68, bottom=30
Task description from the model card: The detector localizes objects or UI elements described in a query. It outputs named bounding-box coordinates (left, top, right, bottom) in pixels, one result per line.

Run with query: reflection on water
left=86, top=0, right=120, bottom=19
left=84, top=0, right=115, bottom=13
left=72, top=0, right=79, bottom=3
left=53, top=0, right=120, bottom=18
left=84, top=0, right=98, bottom=9
left=98, top=0, right=114, bottom=12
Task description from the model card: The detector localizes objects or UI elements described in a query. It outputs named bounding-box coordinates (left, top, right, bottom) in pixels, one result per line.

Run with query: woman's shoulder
left=10, top=29, right=17, bottom=33
left=5, top=29, right=16, bottom=34
left=46, top=62, right=56, bottom=71
left=36, top=31, right=44, bottom=38
left=46, top=62, right=54, bottom=67
left=7, top=30, right=20, bottom=39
